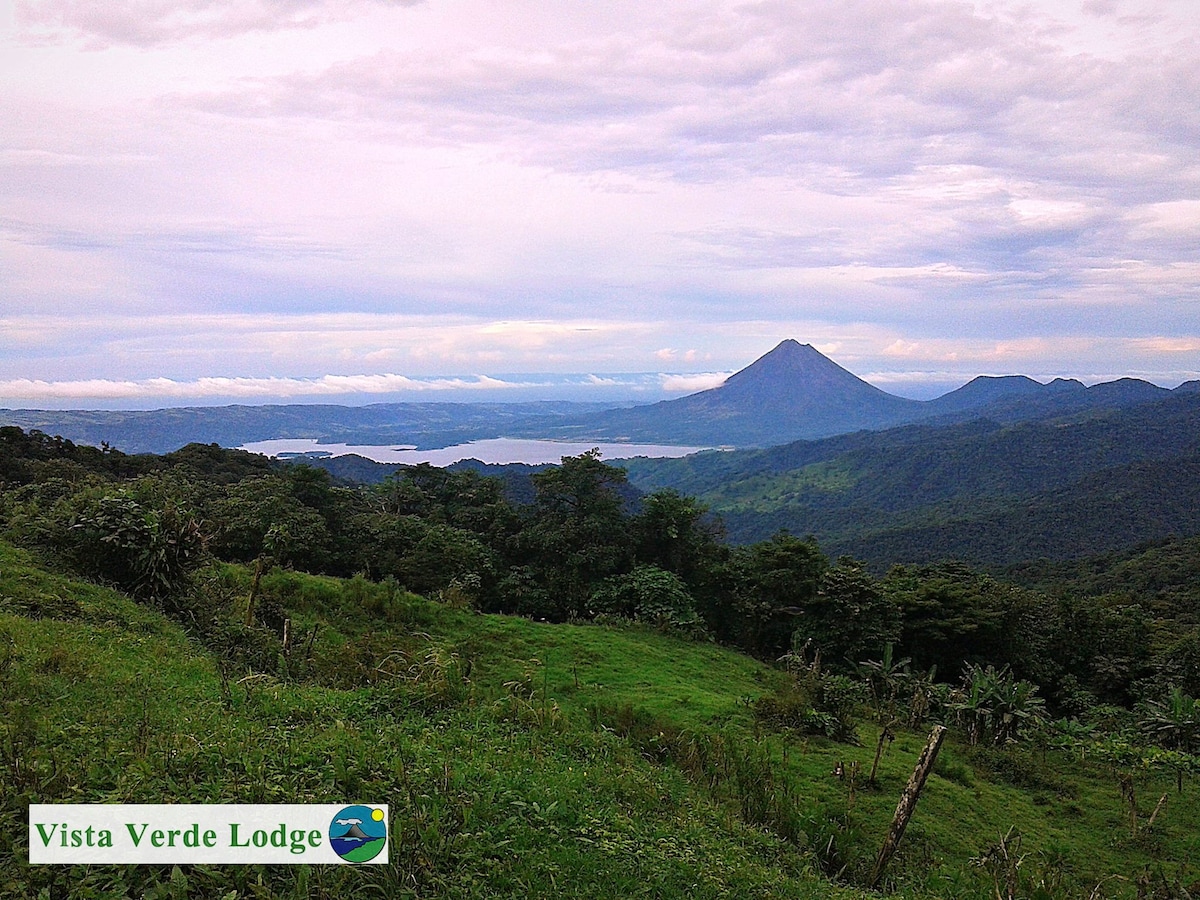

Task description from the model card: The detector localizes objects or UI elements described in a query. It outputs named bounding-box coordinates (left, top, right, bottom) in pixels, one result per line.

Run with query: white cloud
left=0, top=373, right=546, bottom=402
left=11, top=0, right=422, bottom=48
left=659, top=372, right=731, bottom=393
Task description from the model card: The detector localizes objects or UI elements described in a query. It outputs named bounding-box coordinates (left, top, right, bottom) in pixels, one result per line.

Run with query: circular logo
left=328, top=805, right=387, bottom=863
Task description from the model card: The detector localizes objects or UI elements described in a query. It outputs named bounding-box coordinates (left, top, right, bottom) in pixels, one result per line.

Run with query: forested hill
left=622, top=389, right=1200, bottom=568
left=1009, top=532, right=1200, bottom=611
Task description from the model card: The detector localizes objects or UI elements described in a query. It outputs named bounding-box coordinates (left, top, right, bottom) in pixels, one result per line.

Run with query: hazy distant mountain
left=0, top=400, right=620, bottom=456
left=924, top=374, right=1171, bottom=425
left=534, top=340, right=1178, bottom=447
left=921, top=374, right=1053, bottom=416
left=537, top=340, right=925, bottom=446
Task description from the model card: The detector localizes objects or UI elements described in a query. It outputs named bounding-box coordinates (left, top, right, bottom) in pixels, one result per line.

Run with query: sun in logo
left=328, top=805, right=387, bottom=863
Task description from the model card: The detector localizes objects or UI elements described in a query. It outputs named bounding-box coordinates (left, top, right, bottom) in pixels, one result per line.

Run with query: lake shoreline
left=239, top=436, right=712, bottom=467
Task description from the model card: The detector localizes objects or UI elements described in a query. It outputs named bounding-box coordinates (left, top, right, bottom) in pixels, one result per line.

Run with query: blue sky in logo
left=2, top=0, right=1197, bottom=407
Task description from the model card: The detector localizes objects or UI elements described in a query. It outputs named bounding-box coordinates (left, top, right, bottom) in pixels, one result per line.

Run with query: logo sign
left=29, top=804, right=388, bottom=865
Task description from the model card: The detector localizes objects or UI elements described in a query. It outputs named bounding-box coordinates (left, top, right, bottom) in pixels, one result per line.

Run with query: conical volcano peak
left=744, top=339, right=820, bottom=365
left=762, top=338, right=806, bottom=352
left=720, top=340, right=895, bottom=398
left=739, top=338, right=814, bottom=363
left=538, top=338, right=919, bottom=445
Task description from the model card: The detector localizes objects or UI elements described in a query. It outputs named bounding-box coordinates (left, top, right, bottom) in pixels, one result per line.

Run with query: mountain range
left=0, top=400, right=615, bottom=456
left=538, top=339, right=1189, bottom=446
left=1, top=339, right=1192, bottom=454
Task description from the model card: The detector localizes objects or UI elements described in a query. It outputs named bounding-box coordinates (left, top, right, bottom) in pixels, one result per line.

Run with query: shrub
left=62, top=493, right=206, bottom=602
left=589, top=565, right=706, bottom=635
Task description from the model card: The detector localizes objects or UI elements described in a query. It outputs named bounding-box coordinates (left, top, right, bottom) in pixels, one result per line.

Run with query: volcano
left=549, top=339, right=924, bottom=446
left=334, top=822, right=371, bottom=841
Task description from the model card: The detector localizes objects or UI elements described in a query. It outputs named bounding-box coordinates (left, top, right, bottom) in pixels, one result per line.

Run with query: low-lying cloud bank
left=0, top=370, right=734, bottom=407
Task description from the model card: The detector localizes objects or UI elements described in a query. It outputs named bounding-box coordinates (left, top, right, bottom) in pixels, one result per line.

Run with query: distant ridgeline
left=542, top=339, right=1197, bottom=446
left=2, top=340, right=1195, bottom=454
left=0, top=400, right=622, bottom=457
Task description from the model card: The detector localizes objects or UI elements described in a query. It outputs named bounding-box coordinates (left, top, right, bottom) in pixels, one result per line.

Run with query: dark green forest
left=622, top=390, right=1200, bottom=568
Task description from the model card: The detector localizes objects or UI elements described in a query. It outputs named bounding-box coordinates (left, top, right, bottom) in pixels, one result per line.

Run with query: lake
left=238, top=437, right=710, bottom=466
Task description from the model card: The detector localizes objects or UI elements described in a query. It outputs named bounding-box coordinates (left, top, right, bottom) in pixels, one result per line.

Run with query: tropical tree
left=729, top=531, right=827, bottom=658
left=632, top=488, right=729, bottom=635
left=520, top=451, right=635, bottom=620
left=589, top=565, right=703, bottom=633
left=801, top=558, right=900, bottom=669
left=208, top=475, right=332, bottom=570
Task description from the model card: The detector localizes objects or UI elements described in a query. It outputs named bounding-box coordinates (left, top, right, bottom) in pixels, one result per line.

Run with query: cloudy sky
left=2, top=0, right=1197, bottom=407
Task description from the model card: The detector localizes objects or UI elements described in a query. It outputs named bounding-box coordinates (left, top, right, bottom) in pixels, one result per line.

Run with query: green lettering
left=35, top=823, right=57, bottom=847
left=126, top=823, right=149, bottom=847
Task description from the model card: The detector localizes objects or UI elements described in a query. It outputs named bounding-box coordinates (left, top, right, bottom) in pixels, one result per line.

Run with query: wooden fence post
left=245, top=555, right=268, bottom=627
left=869, top=724, right=947, bottom=889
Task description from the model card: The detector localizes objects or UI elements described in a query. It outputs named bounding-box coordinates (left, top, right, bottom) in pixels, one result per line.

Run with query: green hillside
left=4, top=542, right=1200, bottom=898
left=0, top=542, right=836, bottom=898
left=622, top=392, right=1200, bottom=567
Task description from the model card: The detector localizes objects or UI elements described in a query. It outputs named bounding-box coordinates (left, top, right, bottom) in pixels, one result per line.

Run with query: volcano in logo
left=328, top=805, right=387, bottom=862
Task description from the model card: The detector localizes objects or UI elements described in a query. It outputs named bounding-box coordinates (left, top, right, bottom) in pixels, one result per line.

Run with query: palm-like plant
left=1139, top=687, right=1200, bottom=754
left=906, top=664, right=942, bottom=726
left=990, top=674, right=1046, bottom=744
left=857, top=643, right=912, bottom=723
left=954, top=664, right=1046, bottom=746
left=954, top=666, right=995, bottom=746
